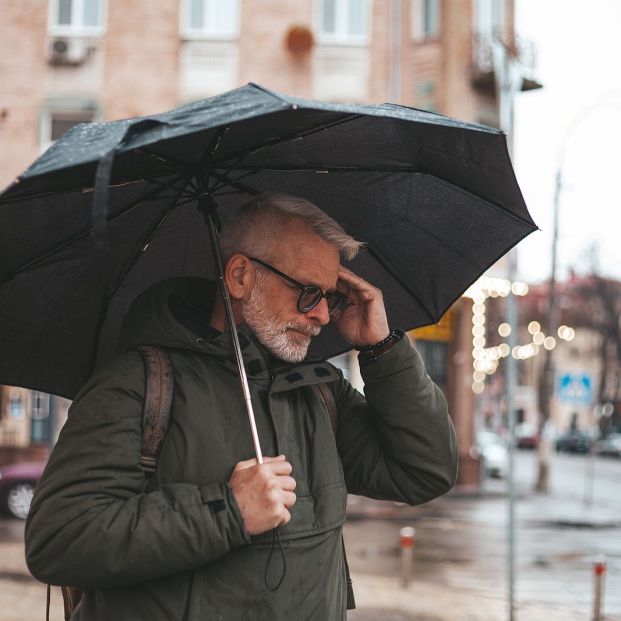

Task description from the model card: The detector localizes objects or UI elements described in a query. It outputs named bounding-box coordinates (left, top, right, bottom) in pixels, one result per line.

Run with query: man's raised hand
left=332, top=266, right=390, bottom=347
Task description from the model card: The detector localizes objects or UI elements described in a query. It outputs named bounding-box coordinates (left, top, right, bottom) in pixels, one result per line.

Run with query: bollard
left=593, top=555, right=606, bottom=621
left=399, top=526, right=416, bottom=588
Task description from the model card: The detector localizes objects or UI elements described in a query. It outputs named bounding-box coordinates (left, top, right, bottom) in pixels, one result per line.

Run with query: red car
left=0, top=461, right=47, bottom=519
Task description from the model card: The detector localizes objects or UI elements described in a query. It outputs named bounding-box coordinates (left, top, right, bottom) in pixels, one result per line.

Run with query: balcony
left=471, top=33, right=543, bottom=95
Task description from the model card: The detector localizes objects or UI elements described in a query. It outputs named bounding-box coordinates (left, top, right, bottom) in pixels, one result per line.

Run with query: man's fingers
left=281, top=490, right=297, bottom=509
left=277, top=475, right=297, bottom=491
left=233, top=454, right=285, bottom=472
left=337, top=267, right=380, bottom=299
left=263, top=460, right=293, bottom=476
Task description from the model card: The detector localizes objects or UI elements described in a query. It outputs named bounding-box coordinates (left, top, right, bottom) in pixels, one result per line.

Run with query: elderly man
left=25, top=193, right=457, bottom=620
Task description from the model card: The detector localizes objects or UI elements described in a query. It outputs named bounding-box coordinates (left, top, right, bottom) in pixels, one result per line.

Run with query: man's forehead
left=272, top=227, right=340, bottom=285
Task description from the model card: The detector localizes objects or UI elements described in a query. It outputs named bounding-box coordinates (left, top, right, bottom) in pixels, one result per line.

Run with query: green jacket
left=25, top=278, right=457, bottom=620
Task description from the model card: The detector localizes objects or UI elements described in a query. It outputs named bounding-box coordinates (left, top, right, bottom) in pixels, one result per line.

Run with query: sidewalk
left=3, top=472, right=620, bottom=621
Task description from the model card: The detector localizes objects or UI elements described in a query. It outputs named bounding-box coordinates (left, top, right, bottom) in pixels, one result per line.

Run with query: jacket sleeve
left=334, top=335, right=458, bottom=504
left=25, top=352, right=250, bottom=589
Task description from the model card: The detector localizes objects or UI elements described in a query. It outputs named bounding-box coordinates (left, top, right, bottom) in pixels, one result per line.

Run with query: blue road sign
left=557, top=373, right=594, bottom=406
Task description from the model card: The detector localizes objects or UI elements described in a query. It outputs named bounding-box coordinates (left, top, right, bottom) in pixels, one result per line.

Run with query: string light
left=464, top=275, right=574, bottom=393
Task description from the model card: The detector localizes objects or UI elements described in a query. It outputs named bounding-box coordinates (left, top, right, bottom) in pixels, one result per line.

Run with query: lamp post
left=537, top=99, right=621, bottom=493
left=492, top=25, right=522, bottom=621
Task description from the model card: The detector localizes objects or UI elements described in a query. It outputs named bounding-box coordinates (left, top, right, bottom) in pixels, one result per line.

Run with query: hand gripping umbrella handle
left=202, top=200, right=264, bottom=464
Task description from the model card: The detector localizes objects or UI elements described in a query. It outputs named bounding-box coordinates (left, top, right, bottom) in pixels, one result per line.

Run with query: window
left=475, top=0, right=505, bottom=37
left=316, top=0, right=369, bottom=44
left=181, top=0, right=239, bottom=39
left=49, top=0, right=105, bottom=35
left=411, top=0, right=440, bottom=40
left=39, top=98, right=100, bottom=150
left=180, top=42, right=238, bottom=99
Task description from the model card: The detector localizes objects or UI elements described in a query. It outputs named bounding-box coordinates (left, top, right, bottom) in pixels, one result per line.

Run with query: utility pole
left=388, top=0, right=402, bottom=103
left=492, top=12, right=522, bottom=620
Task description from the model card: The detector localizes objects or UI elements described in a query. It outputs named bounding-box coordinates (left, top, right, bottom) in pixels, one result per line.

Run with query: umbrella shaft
left=203, top=205, right=264, bottom=464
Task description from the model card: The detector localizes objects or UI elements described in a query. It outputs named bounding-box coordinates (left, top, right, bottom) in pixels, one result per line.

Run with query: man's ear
left=224, top=254, right=254, bottom=300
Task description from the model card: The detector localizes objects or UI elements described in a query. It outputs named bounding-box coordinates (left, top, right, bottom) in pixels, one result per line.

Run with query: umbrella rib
left=363, top=244, right=437, bottom=324
left=3, top=174, right=187, bottom=283
left=106, top=182, right=192, bottom=301
left=219, top=113, right=363, bottom=164
left=214, top=166, right=535, bottom=228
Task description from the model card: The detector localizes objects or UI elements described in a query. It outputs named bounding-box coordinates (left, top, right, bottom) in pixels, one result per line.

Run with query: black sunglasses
left=250, top=257, right=346, bottom=315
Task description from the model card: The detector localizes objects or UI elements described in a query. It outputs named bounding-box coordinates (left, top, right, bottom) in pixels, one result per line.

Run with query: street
left=345, top=450, right=621, bottom=620
left=1, top=450, right=620, bottom=620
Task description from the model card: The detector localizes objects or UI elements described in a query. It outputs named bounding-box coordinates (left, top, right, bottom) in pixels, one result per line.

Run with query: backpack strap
left=137, top=346, right=174, bottom=475
left=58, top=347, right=174, bottom=621
left=312, top=383, right=356, bottom=611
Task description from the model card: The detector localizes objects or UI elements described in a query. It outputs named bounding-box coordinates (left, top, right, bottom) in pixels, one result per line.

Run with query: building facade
left=0, top=0, right=539, bottom=484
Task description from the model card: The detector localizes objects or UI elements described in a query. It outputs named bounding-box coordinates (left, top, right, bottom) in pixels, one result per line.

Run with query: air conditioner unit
left=48, top=37, right=89, bottom=66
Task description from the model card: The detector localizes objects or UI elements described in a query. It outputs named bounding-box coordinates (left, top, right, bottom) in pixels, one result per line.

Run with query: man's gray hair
left=219, top=193, right=363, bottom=261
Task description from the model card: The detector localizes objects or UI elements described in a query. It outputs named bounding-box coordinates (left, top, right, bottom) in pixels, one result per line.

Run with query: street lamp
left=538, top=99, right=621, bottom=493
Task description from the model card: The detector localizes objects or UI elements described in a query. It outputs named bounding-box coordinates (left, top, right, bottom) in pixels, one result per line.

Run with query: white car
left=476, top=431, right=508, bottom=478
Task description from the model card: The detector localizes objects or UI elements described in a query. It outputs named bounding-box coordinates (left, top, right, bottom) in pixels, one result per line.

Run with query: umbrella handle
left=202, top=200, right=264, bottom=464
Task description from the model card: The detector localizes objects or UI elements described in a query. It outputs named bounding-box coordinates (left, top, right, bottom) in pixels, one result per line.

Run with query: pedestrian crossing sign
left=556, top=373, right=594, bottom=405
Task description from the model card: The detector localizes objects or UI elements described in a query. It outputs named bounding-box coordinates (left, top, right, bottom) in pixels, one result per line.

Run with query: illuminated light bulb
left=498, top=343, right=510, bottom=357
left=473, top=336, right=486, bottom=348
left=512, top=282, right=529, bottom=296
left=473, top=315, right=485, bottom=326
left=528, top=321, right=541, bottom=335
left=473, top=370, right=486, bottom=383
left=566, top=327, right=575, bottom=341
left=472, top=325, right=485, bottom=337
left=498, top=323, right=511, bottom=337
left=543, top=336, right=556, bottom=350
left=533, top=332, right=545, bottom=345
left=472, top=381, right=485, bottom=395
left=498, top=280, right=511, bottom=297
left=473, top=302, right=485, bottom=314
left=512, top=346, right=520, bottom=359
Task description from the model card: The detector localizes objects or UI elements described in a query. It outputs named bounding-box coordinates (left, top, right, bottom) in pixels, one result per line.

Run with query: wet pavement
left=2, top=451, right=620, bottom=620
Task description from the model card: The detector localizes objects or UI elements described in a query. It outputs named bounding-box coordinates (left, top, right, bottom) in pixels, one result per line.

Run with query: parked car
left=476, top=431, right=508, bottom=478
left=555, top=429, right=591, bottom=454
left=515, top=422, right=539, bottom=449
left=0, top=461, right=46, bottom=519
left=595, top=433, right=621, bottom=458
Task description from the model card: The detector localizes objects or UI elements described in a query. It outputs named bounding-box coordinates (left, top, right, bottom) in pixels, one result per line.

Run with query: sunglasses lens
left=327, top=291, right=345, bottom=314
left=299, top=288, right=323, bottom=313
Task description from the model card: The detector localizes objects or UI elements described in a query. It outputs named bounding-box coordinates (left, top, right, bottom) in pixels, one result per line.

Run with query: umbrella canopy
left=0, top=83, right=537, bottom=399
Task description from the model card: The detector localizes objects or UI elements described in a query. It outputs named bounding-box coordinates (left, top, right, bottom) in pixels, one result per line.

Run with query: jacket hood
left=117, top=277, right=341, bottom=391
left=118, top=277, right=218, bottom=354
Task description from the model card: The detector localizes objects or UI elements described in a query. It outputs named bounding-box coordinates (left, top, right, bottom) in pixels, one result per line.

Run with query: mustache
left=286, top=322, right=321, bottom=337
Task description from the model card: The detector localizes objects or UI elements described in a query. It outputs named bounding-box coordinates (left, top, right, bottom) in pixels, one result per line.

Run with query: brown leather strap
left=315, top=382, right=337, bottom=434
left=58, top=347, right=175, bottom=621
left=137, top=346, right=174, bottom=474
left=313, top=382, right=356, bottom=610
left=60, top=585, right=81, bottom=620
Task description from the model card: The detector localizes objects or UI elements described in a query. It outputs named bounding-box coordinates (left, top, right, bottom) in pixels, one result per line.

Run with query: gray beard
left=241, top=276, right=321, bottom=363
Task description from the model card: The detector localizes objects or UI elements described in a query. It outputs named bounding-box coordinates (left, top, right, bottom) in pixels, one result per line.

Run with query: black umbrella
left=0, top=82, right=536, bottom=405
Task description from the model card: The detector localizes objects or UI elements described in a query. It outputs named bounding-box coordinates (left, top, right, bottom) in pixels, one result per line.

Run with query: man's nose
left=305, top=297, right=331, bottom=325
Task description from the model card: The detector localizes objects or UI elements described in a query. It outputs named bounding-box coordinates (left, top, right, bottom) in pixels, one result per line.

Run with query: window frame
left=48, top=0, right=106, bottom=37
left=411, top=0, right=441, bottom=42
left=39, top=99, right=101, bottom=152
left=315, top=0, right=371, bottom=46
left=179, top=0, right=240, bottom=41
left=474, top=0, right=506, bottom=38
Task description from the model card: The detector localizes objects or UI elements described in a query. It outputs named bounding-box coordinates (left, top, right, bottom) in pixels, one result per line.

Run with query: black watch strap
left=355, top=329, right=404, bottom=361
